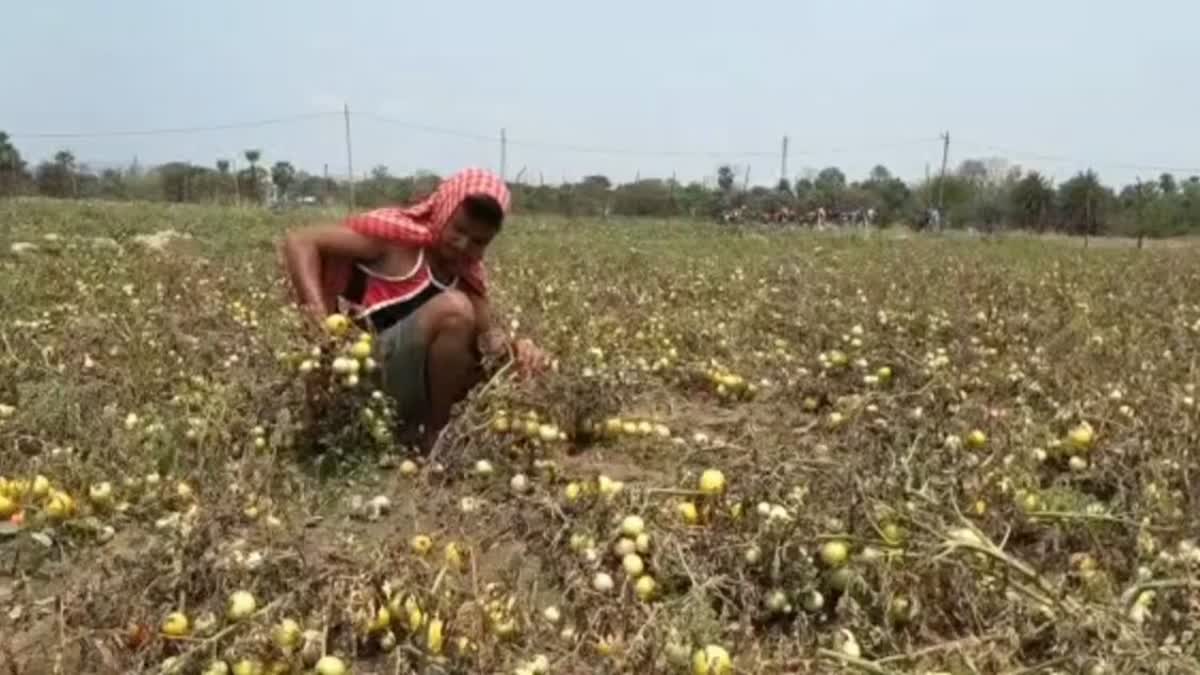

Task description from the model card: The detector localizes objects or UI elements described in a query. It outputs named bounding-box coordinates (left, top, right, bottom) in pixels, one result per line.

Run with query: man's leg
left=413, top=291, right=481, bottom=449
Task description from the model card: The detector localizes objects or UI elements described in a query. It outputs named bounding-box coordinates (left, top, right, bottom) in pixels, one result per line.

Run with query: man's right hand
left=513, top=338, right=550, bottom=377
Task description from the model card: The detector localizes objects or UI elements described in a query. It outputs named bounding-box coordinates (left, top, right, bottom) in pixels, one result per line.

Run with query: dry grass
left=1, top=198, right=1199, bottom=675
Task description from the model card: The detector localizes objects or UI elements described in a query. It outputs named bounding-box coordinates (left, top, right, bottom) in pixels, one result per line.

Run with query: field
left=2, top=198, right=1200, bottom=675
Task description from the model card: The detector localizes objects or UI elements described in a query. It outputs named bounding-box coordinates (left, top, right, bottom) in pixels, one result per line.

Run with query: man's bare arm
left=282, top=225, right=385, bottom=317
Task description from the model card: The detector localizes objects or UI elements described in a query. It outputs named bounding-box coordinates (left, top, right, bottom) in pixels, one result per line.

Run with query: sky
left=4, top=0, right=1199, bottom=188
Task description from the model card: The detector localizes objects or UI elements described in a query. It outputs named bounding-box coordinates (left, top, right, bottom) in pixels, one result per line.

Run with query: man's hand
left=513, top=338, right=550, bottom=377
left=479, top=327, right=508, bottom=358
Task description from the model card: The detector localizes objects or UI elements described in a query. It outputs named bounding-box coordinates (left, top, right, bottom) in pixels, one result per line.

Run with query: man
left=282, top=168, right=546, bottom=450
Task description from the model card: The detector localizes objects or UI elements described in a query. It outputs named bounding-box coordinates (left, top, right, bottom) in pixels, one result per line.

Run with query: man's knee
left=421, top=290, right=477, bottom=338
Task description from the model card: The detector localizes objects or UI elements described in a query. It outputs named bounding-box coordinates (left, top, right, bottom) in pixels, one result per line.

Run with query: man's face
left=436, top=208, right=497, bottom=270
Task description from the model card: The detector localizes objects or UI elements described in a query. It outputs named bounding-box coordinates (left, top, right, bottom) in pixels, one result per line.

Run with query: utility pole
left=742, top=165, right=751, bottom=191
left=936, top=131, right=950, bottom=217
left=499, top=128, right=508, bottom=182
left=780, top=135, right=789, bottom=185
left=344, top=103, right=355, bottom=210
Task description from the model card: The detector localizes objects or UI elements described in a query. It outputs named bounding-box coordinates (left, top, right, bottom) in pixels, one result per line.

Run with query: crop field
left=2, top=198, right=1200, bottom=675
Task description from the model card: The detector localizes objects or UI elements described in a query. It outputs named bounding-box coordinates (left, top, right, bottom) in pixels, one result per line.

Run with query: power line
left=358, top=111, right=779, bottom=158
left=9, top=112, right=340, bottom=139
left=955, top=139, right=1200, bottom=175
left=790, top=137, right=942, bottom=156
left=504, top=137, right=777, bottom=159
left=354, top=112, right=497, bottom=143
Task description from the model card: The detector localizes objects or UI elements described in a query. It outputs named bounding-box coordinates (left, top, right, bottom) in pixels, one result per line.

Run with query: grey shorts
left=375, top=314, right=429, bottom=425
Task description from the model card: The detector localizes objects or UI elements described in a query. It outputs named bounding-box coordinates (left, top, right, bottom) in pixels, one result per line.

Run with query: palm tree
left=243, top=149, right=261, bottom=202
left=271, top=161, right=296, bottom=202
left=216, top=159, right=231, bottom=202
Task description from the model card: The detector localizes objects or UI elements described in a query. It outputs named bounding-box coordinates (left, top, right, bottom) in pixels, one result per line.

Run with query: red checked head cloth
left=321, top=168, right=511, bottom=306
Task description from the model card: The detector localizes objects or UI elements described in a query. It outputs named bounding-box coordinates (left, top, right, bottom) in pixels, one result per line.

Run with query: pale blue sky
left=4, top=0, right=1198, bottom=187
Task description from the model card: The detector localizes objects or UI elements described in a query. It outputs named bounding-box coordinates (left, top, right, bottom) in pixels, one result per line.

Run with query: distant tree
left=676, top=181, right=716, bottom=217
left=0, top=131, right=28, bottom=195
left=862, top=165, right=911, bottom=223
left=580, top=175, right=611, bottom=190
left=271, top=161, right=296, bottom=200
left=215, top=159, right=232, bottom=201
left=295, top=172, right=338, bottom=204
left=1058, top=170, right=1110, bottom=235
left=412, top=171, right=441, bottom=200
left=575, top=175, right=612, bottom=217
left=33, top=150, right=77, bottom=198
left=1115, top=179, right=1160, bottom=244
left=957, top=159, right=989, bottom=184
left=814, top=167, right=846, bottom=208
left=794, top=178, right=815, bottom=208
left=1180, top=179, right=1200, bottom=232
left=159, top=162, right=194, bottom=202
left=243, top=149, right=261, bottom=201
left=717, top=165, right=735, bottom=193
left=97, top=168, right=127, bottom=200
left=1159, top=172, right=1177, bottom=196
left=775, top=178, right=792, bottom=194
left=611, top=179, right=674, bottom=217
left=1009, top=171, right=1055, bottom=231
left=54, top=150, right=78, bottom=197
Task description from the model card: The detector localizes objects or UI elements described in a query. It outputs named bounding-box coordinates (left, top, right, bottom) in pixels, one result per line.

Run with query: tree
left=34, top=150, right=78, bottom=198
left=1009, top=171, right=1055, bottom=231
left=580, top=175, right=611, bottom=190
left=0, top=131, right=28, bottom=195
left=1058, top=170, right=1110, bottom=235
left=775, top=178, right=792, bottom=194
left=576, top=175, right=613, bottom=217
left=717, top=165, right=735, bottom=193
left=957, top=159, right=988, bottom=185
left=1159, top=172, right=1177, bottom=196
left=54, top=150, right=78, bottom=197
left=862, top=165, right=911, bottom=224
left=612, top=179, right=677, bottom=217
left=158, top=162, right=195, bottom=202
left=215, top=159, right=232, bottom=201
left=97, top=168, right=127, bottom=200
left=243, top=149, right=261, bottom=201
left=794, top=178, right=815, bottom=208
left=271, top=161, right=296, bottom=201
left=814, top=167, right=846, bottom=208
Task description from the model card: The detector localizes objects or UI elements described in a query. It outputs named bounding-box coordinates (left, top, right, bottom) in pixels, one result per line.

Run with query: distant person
left=281, top=168, right=548, bottom=450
